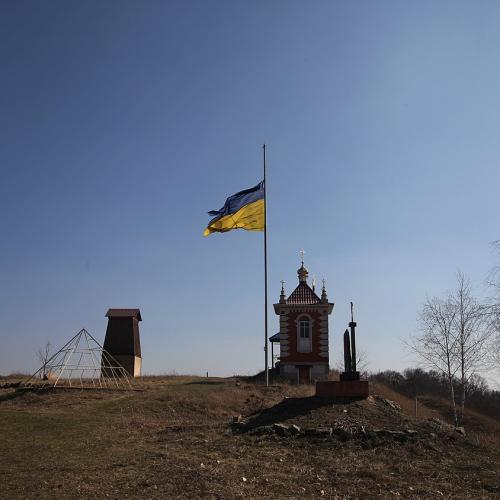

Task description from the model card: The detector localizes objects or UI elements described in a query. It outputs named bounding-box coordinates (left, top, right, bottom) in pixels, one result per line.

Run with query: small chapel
left=272, top=257, right=334, bottom=383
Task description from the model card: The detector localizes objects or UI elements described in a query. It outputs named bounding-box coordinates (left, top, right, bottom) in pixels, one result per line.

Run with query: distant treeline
left=371, top=368, right=500, bottom=422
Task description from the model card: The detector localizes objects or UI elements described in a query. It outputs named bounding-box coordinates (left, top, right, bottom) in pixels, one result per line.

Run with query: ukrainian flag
left=204, top=181, right=265, bottom=236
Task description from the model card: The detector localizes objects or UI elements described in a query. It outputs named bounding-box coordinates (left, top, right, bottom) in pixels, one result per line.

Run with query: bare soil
left=0, top=376, right=498, bottom=499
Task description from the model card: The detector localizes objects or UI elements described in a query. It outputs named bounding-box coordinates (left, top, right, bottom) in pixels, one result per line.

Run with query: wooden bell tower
left=102, top=308, right=142, bottom=377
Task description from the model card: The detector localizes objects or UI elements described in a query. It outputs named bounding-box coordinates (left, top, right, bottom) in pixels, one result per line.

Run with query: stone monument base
left=315, top=380, right=369, bottom=398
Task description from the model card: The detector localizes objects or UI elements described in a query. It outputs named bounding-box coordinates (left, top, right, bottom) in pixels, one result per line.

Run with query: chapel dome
left=297, top=264, right=309, bottom=282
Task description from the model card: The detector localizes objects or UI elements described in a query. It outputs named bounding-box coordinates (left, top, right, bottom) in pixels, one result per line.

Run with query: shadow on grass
left=242, top=395, right=361, bottom=430
left=0, top=388, right=44, bottom=403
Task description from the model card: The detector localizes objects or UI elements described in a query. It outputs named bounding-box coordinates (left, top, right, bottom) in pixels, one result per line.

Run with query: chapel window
left=298, top=316, right=312, bottom=353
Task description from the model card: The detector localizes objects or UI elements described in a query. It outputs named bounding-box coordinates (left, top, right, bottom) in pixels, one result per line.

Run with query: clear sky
left=1, top=1, right=499, bottom=382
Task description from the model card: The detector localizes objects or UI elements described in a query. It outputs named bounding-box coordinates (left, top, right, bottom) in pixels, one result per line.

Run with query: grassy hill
left=1, top=376, right=499, bottom=499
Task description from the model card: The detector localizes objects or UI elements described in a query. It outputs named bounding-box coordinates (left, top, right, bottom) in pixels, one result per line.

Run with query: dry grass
left=369, top=380, right=500, bottom=441
left=369, top=381, right=440, bottom=420
left=1, top=376, right=499, bottom=499
left=0, top=373, right=30, bottom=382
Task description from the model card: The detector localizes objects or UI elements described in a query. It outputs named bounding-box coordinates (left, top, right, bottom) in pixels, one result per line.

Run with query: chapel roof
left=285, top=282, right=321, bottom=305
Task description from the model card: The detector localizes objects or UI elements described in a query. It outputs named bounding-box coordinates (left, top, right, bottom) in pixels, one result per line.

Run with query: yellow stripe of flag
left=203, top=199, right=264, bottom=236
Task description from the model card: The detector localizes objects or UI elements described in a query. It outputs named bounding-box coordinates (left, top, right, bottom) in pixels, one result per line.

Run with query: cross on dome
left=299, top=249, right=305, bottom=265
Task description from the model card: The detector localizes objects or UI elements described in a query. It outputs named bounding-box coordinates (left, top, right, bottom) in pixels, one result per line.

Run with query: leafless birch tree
left=411, top=272, right=493, bottom=426
left=492, top=334, right=500, bottom=368
left=451, top=272, right=493, bottom=424
left=488, top=240, right=500, bottom=370
left=411, top=296, right=459, bottom=426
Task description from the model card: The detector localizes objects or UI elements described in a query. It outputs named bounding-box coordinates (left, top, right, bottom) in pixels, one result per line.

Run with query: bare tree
left=493, top=334, right=500, bottom=367
left=488, top=240, right=500, bottom=294
left=410, top=296, right=459, bottom=426
left=487, top=240, right=500, bottom=370
left=451, top=272, right=493, bottom=424
left=334, top=348, right=369, bottom=379
left=36, top=341, right=52, bottom=380
left=489, top=316, right=500, bottom=378
left=410, top=273, right=494, bottom=426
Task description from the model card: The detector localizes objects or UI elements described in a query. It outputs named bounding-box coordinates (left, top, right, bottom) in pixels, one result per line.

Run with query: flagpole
left=263, top=143, right=269, bottom=387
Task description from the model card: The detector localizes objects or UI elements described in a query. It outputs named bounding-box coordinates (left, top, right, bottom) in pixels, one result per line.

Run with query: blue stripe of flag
left=207, top=180, right=264, bottom=222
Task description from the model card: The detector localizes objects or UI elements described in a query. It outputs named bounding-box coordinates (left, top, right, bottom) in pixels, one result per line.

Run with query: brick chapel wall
left=280, top=310, right=328, bottom=363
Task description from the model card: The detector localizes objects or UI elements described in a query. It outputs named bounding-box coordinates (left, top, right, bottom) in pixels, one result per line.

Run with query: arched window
left=297, top=316, right=312, bottom=353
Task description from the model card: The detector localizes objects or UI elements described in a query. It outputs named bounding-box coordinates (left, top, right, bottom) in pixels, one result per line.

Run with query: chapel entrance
left=298, top=366, right=311, bottom=384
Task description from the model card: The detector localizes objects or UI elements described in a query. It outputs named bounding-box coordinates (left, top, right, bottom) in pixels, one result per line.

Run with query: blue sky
left=1, top=1, right=499, bottom=382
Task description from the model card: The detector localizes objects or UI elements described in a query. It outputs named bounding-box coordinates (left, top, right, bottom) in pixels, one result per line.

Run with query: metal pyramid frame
left=23, top=328, right=132, bottom=390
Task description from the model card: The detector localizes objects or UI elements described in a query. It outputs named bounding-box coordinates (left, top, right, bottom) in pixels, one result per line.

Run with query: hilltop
left=0, top=376, right=499, bottom=499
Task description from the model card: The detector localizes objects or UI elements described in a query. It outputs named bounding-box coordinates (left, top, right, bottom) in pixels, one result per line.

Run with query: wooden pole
left=263, top=144, right=269, bottom=387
